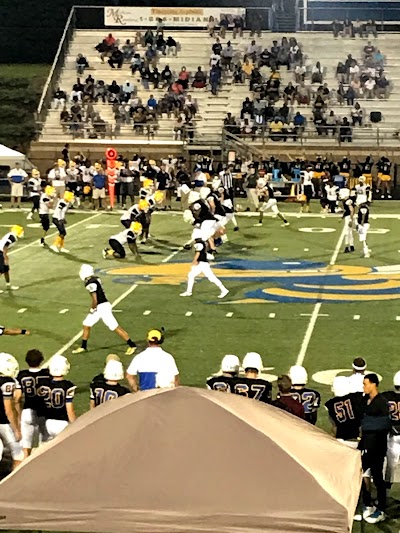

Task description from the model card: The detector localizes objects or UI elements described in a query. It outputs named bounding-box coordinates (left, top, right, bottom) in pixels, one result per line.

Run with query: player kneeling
left=90, top=360, right=129, bottom=408
left=39, top=355, right=76, bottom=441
left=0, top=353, right=23, bottom=470
left=103, top=222, right=142, bottom=260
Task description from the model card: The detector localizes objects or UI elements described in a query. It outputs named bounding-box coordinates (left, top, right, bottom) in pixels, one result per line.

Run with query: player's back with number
left=290, top=387, right=321, bottom=424
left=17, top=368, right=50, bottom=412
left=382, top=389, right=400, bottom=435
left=231, top=376, right=272, bottom=403
left=206, top=375, right=234, bottom=393
left=90, top=382, right=129, bottom=407
left=39, top=378, right=76, bottom=422
left=325, top=392, right=364, bottom=440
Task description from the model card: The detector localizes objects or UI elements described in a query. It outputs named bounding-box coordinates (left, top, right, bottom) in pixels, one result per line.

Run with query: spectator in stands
left=95, top=39, right=109, bottom=63
left=344, top=85, right=356, bottom=106
left=177, top=67, right=190, bottom=90
left=264, top=102, right=275, bottom=123
left=208, top=16, right=216, bottom=37
left=313, top=109, right=327, bottom=136
left=337, top=81, right=346, bottom=105
left=242, top=58, right=254, bottom=79
left=277, top=102, right=290, bottom=122
left=121, top=80, right=135, bottom=102
left=147, top=94, right=157, bottom=113
left=144, top=29, right=155, bottom=47
left=241, top=97, right=254, bottom=119
left=95, top=80, right=107, bottom=103
left=246, top=40, right=260, bottom=62
left=336, top=61, right=346, bottom=83
left=349, top=60, right=360, bottom=81
left=174, top=117, right=184, bottom=140
left=161, top=65, right=173, bottom=88
left=311, top=62, right=323, bottom=84
left=339, top=117, right=352, bottom=142
left=130, top=54, right=142, bottom=74
left=296, top=82, right=310, bottom=105
left=140, top=64, right=151, bottom=90
left=253, top=95, right=266, bottom=125
left=289, top=38, right=301, bottom=67
left=156, top=33, right=166, bottom=55
left=192, top=66, right=207, bottom=89
left=343, top=18, right=353, bottom=38
left=351, top=102, right=363, bottom=126
left=241, top=117, right=256, bottom=139
left=122, top=39, right=135, bottom=62
left=363, top=41, right=376, bottom=60
left=293, top=111, right=306, bottom=137
left=344, top=54, right=354, bottom=82
left=70, top=100, right=82, bottom=122
left=233, top=62, right=244, bottom=83
left=353, top=19, right=363, bottom=38
left=105, top=33, right=116, bottom=47
left=350, top=76, right=362, bottom=98
left=326, top=110, right=338, bottom=136
left=313, top=93, right=326, bottom=114
left=269, top=117, right=285, bottom=141
left=76, top=53, right=89, bottom=75
left=332, top=19, right=342, bottom=38
left=373, top=49, right=385, bottom=68
left=109, top=48, right=124, bottom=69
left=53, top=88, right=67, bottom=109
left=283, top=81, right=296, bottom=104
left=166, top=36, right=177, bottom=56
left=219, top=15, right=229, bottom=38
left=224, top=112, right=239, bottom=134
left=233, top=15, right=244, bottom=38
left=209, top=66, right=221, bottom=96
left=250, top=68, right=262, bottom=92
left=365, top=19, right=378, bottom=38
left=294, top=63, right=306, bottom=83
left=156, top=18, right=164, bottom=36
left=212, top=37, right=222, bottom=55
left=107, top=80, right=121, bottom=102
left=60, top=106, right=70, bottom=132
left=210, top=49, right=221, bottom=69
left=376, top=74, right=390, bottom=98
left=145, top=44, right=157, bottom=67
left=184, top=94, right=197, bottom=118
left=221, top=41, right=234, bottom=71
left=83, top=79, right=95, bottom=102
left=364, top=77, right=376, bottom=99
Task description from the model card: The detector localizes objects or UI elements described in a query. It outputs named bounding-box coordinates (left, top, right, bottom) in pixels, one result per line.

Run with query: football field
left=1, top=202, right=400, bottom=530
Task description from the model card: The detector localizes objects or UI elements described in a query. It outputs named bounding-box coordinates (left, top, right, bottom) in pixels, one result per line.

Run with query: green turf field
left=1, top=201, right=400, bottom=530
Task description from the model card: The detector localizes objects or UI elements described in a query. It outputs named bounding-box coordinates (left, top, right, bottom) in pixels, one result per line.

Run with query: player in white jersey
left=0, top=225, right=24, bottom=292
left=50, top=191, right=74, bottom=254
left=299, top=168, right=315, bottom=213
left=254, top=178, right=289, bottom=227
left=356, top=202, right=371, bottom=258
left=353, top=176, right=372, bottom=207
left=103, top=222, right=142, bottom=259
left=26, top=169, right=42, bottom=221
left=39, top=185, right=56, bottom=247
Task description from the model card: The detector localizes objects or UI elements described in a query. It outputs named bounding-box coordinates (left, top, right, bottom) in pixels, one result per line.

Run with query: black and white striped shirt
left=220, top=171, right=233, bottom=189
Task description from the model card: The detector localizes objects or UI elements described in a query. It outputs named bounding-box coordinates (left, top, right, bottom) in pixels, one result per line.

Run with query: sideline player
left=50, top=190, right=75, bottom=253
left=353, top=176, right=371, bottom=207
left=382, top=371, right=400, bottom=487
left=102, top=222, right=142, bottom=260
left=206, top=354, right=240, bottom=391
left=254, top=178, right=289, bottom=227
left=72, top=264, right=137, bottom=355
left=356, top=201, right=371, bottom=258
left=339, top=188, right=355, bottom=253
left=90, top=359, right=129, bottom=408
left=0, top=225, right=24, bottom=292
left=39, top=355, right=76, bottom=440
left=39, top=185, right=56, bottom=247
left=14, top=349, right=50, bottom=458
left=26, top=168, right=42, bottom=221
left=180, top=228, right=229, bottom=298
left=230, top=352, right=272, bottom=403
left=288, top=365, right=321, bottom=424
left=0, top=353, right=23, bottom=470
left=325, top=376, right=363, bottom=449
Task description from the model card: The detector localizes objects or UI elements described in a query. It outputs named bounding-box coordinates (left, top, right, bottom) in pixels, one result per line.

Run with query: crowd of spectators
left=332, top=19, right=378, bottom=39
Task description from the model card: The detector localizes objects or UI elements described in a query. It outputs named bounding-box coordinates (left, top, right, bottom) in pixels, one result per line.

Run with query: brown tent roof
left=0, top=387, right=361, bottom=533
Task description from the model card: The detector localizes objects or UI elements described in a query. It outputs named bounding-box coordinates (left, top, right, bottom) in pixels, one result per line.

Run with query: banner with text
left=104, top=7, right=246, bottom=27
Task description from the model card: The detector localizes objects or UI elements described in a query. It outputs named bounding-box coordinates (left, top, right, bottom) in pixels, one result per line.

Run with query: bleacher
left=39, top=29, right=400, bottom=146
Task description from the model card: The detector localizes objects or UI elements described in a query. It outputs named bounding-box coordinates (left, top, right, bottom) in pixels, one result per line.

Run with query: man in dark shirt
left=359, top=373, right=391, bottom=524
left=273, top=375, right=304, bottom=419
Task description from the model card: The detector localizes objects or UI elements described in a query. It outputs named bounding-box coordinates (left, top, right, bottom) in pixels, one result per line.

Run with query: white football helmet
left=394, top=371, right=400, bottom=387
left=212, top=178, right=222, bottom=191
left=188, top=191, right=200, bottom=204
left=221, top=354, right=240, bottom=374
left=0, top=353, right=19, bottom=378
left=242, top=352, right=263, bottom=372
left=199, top=187, right=211, bottom=200
left=104, top=360, right=124, bottom=381
left=49, top=355, right=70, bottom=377
left=289, top=365, right=308, bottom=385
left=79, top=264, right=94, bottom=281
left=332, top=376, right=350, bottom=397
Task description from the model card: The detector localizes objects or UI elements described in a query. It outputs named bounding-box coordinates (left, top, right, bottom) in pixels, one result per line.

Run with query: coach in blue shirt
left=92, top=169, right=107, bottom=210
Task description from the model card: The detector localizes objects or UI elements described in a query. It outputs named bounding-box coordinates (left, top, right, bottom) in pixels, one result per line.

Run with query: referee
left=0, top=325, right=30, bottom=336
left=220, top=164, right=234, bottom=203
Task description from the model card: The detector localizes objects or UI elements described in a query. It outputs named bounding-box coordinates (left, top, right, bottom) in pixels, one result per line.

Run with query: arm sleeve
left=126, top=356, right=139, bottom=376
left=168, top=354, right=179, bottom=376
left=1, top=381, right=15, bottom=398
left=86, top=282, right=98, bottom=293
left=66, top=386, right=77, bottom=402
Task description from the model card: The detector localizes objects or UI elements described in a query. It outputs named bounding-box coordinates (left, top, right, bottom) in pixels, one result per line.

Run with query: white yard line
left=296, top=224, right=347, bottom=366
left=162, top=247, right=183, bottom=263
left=9, top=213, right=102, bottom=257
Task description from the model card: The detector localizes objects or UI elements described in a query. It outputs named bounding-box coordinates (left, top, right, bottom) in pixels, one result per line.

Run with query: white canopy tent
left=0, top=144, right=33, bottom=169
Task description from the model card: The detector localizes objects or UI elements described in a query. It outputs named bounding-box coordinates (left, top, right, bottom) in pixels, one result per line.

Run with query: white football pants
left=186, top=262, right=226, bottom=294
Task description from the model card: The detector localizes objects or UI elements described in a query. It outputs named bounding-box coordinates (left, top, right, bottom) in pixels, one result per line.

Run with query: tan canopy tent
left=0, top=387, right=361, bottom=533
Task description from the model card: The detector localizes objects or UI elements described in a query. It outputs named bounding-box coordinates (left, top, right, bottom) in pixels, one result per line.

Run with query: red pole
left=105, top=147, right=118, bottom=210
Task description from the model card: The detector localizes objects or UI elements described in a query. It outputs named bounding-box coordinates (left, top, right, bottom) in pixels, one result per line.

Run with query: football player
left=72, top=264, right=137, bottom=355
left=325, top=376, right=364, bottom=449
left=353, top=176, right=372, bottom=207
left=339, top=188, right=355, bottom=253
left=359, top=156, right=374, bottom=186
left=0, top=325, right=30, bottom=336
left=39, top=185, right=56, bottom=247
left=382, top=371, right=400, bottom=486
left=39, top=355, right=76, bottom=441
left=254, top=178, right=289, bottom=227
left=50, top=190, right=75, bottom=254
left=356, top=202, right=371, bottom=258
left=206, top=354, right=240, bottom=392
left=26, top=168, right=41, bottom=221
left=90, top=360, right=130, bottom=409
left=376, top=156, right=392, bottom=199
left=103, top=221, right=142, bottom=260
left=140, top=191, right=164, bottom=244
left=348, top=357, right=367, bottom=393
left=66, top=160, right=81, bottom=207
left=120, top=199, right=149, bottom=229
left=209, top=179, right=239, bottom=232
left=230, top=352, right=272, bottom=403
left=288, top=365, right=321, bottom=424
left=0, top=353, right=23, bottom=470
left=90, top=353, right=121, bottom=386
left=14, top=349, right=50, bottom=458
left=0, top=225, right=24, bottom=292
left=180, top=228, right=228, bottom=298
left=187, top=190, right=218, bottom=254
left=323, top=179, right=339, bottom=214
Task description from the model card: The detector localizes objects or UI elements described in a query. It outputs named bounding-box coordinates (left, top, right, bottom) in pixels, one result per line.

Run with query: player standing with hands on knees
left=0, top=225, right=24, bottom=292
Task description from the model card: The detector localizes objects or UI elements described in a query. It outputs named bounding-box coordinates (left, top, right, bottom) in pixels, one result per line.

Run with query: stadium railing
left=297, top=6, right=400, bottom=30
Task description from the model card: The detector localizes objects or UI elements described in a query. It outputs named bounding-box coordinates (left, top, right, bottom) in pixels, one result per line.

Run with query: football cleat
left=6, top=284, right=19, bottom=291
left=283, top=221, right=290, bottom=226
left=364, top=510, right=385, bottom=524
left=50, top=245, right=60, bottom=253
left=218, top=288, right=229, bottom=299
left=125, top=345, right=137, bottom=356
left=102, top=248, right=108, bottom=259
left=253, top=223, right=263, bottom=227
left=180, top=291, right=192, bottom=297
left=344, top=247, right=350, bottom=253
left=60, top=247, right=69, bottom=254
left=234, top=226, right=239, bottom=231
left=72, top=347, right=87, bottom=354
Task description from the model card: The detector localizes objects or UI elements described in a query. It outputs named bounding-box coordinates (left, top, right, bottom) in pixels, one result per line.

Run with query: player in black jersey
left=230, top=352, right=272, bottom=404
left=0, top=225, right=24, bottom=292
left=91, top=354, right=121, bottom=386
left=339, top=188, right=355, bottom=253
left=38, top=355, right=76, bottom=441
left=72, top=264, right=137, bottom=355
left=382, top=371, right=400, bottom=485
left=359, top=156, right=374, bottom=186
left=288, top=365, right=321, bottom=424
left=90, top=359, right=129, bottom=408
left=376, top=156, right=392, bottom=199
left=184, top=191, right=218, bottom=255
left=356, top=202, right=371, bottom=258
left=254, top=178, right=289, bottom=227
left=180, top=228, right=228, bottom=298
left=325, top=376, right=364, bottom=448
left=0, top=324, right=30, bottom=336
left=206, top=354, right=240, bottom=392
left=209, top=179, right=239, bottom=233
left=14, top=350, right=50, bottom=458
